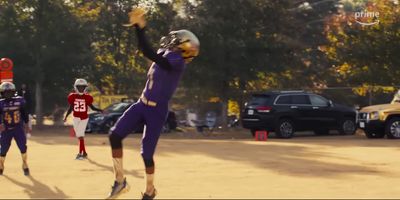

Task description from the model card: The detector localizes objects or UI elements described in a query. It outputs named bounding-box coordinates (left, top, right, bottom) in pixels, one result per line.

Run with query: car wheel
left=339, top=118, right=356, bottom=135
left=162, top=123, right=171, bottom=133
left=250, top=129, right=257, bottom=137
left=385, top=117, right=400, bottom=139
left=102, top=120, right=116, bottom=133
left=85, top=124, right=93, bottom=133
left=364, top=128, right=385, bottom=138
left=314, top=128, right=329, bottom=135
left=275, top=119, right=295, bottom=139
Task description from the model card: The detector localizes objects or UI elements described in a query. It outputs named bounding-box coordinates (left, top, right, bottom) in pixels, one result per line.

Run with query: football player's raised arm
left=64, top=105, right=73, bottom=120
left=89, top=104, right=102, bottom=112
left=134, top=25, right=172, bottom=70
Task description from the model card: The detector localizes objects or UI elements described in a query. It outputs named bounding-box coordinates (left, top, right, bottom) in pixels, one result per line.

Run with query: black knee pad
left=109, top=134, right=123, bottom=149
left=20, top=147, right=27, bottom=154
left=0, top=153, right=6, bottom=157
left=142, top=157, right=154, bottom=168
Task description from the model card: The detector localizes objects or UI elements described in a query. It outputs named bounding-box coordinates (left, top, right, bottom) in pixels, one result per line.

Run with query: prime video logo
left=354, top=11, right=380, bottom=26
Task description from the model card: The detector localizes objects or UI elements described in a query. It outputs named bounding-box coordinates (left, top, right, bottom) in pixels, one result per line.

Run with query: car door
left=308, top=95, right=336, bottom=127
left=274, top=94, right=292, bottom=117
left=290, top=94, right=313, bottom=130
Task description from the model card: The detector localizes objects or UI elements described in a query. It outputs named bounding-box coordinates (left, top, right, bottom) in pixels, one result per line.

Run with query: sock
left=21, top=153, right=28, bottom=169
left=145, top=173, right=155, bottom=194
left=79, top=138, right=86, bottom=154
left=112, top=158, right=124, bottom=183
left=78, top=139, right=82, bottom=154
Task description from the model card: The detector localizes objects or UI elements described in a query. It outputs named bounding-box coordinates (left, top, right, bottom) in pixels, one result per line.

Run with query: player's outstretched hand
left=123, top=7, right=147, bottom=28
left=0, top=124, right=4, bottom=132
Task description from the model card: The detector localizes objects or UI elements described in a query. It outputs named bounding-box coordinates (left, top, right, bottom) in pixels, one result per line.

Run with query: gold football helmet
left=167, top=30, right=200, bottom=63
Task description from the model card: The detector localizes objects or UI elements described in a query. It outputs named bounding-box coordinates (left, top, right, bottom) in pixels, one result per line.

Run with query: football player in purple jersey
left=107, top=7, right=200, bottom=200
left=0, top=82, right=31, bottom=176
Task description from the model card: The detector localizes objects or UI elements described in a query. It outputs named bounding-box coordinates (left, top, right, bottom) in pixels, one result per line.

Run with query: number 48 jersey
left=0, top=97, right=28, bottom=129
left=67, top=93, right=94, bottom=120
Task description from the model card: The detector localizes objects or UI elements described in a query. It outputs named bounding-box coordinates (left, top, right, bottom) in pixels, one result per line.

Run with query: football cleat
left=23, top=168, right=30, bottom=176
left=106, top=178, right=130, bottom=199
left=81, top=152, right=88, bottom=159
left=75, top=154, right=83, bottom=160
left=142, top=188, right=157, bottom=200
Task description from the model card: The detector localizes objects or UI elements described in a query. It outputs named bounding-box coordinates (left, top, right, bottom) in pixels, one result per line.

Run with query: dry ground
left=0, top=127, right=399, bottom=199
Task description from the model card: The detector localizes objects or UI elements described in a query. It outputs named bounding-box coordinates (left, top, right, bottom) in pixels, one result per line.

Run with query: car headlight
left=368, top=111, right=380, bottom=120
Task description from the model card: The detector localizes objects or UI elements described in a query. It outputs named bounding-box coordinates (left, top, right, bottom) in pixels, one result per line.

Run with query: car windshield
left=104, top=103, right=130, bottom=113
left=249, top=95, right=271, bottom=106
left=392, top=90, right=400, bottom=104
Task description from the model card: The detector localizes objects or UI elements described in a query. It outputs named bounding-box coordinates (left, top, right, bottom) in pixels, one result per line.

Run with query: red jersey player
left=64, top=79, right=102, bottom=160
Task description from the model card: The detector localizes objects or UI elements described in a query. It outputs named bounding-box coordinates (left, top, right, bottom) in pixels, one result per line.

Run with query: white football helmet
left=0, top=82, right=16, bottom=92
left=0, top=82, right=16, bottom=99
left=74, top=78, right=88, bottom=95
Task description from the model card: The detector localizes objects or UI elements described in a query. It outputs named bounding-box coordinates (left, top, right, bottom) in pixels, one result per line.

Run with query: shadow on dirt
left=4, top=175, right=69, bottom=199
left=85, top=158, right=144, bottom=179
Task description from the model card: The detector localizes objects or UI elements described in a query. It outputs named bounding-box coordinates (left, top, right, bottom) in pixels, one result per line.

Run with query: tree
left=323, top=0, right=400, bottom=104
left=176, top=0, right=341, bottom=123
left=75, top=0, right=177, bottom=97
left=0, top=0, right=94, bottom=125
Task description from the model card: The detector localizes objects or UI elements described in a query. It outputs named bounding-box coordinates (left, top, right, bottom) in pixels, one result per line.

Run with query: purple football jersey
left=0, top=97, right=26, bottom=129
left=141, top=50, right=185, bottom=104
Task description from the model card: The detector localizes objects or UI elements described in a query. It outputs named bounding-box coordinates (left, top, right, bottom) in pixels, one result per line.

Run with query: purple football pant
left=110, top=101, right=168, bottom=159
left=1, top=126, right=27, bottom=156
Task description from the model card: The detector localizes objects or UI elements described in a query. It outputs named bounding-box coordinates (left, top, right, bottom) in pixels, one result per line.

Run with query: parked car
left=358, top=103, right=400, bottom=139
left=86, top=102, right=130, bottom=133
left=241, top=91, right=357, bottom=138
left=86, top=102, right=177, bottom=133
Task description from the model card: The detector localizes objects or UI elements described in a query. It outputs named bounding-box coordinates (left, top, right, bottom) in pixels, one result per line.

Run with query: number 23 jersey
left=67, top=93, right=93, bottom=120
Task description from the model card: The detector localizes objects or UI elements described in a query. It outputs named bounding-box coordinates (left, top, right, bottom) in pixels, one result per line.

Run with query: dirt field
left=0, top=127, right=399, bottom=199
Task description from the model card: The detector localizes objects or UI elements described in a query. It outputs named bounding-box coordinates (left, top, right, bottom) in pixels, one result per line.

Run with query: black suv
left=241, top=91, right=357, bottom=138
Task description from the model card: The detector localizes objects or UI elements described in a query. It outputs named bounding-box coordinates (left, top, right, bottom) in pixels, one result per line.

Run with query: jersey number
left=74, top=101, right=86, bottom=112
left=148, top=66, right=155, bottom=90
left=4, top=112, right=20, bottom=124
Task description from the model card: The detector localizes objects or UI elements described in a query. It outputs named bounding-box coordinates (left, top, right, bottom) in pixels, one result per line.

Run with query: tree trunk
left=221, top=100, right=228, bottom=128
left=33, top=0, right=46, bottom=127
left=35, top=80, right=43, bottom=127
left=238, top=93, right=245, bottom=119
left=368, top=88, right=373, bottom=106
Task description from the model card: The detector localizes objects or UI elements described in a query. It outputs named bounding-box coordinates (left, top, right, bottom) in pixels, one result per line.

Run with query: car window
left=275, top=95, right=291, bottom=105
left=291, top=95, right=311, bottom=105
left=310, top=95, right=329, bottom=106
left=249, top=95, right=271, bottom=106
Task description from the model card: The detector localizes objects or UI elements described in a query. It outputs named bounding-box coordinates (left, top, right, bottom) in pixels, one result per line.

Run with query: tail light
left=256, top=106, right=272, bottom=113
